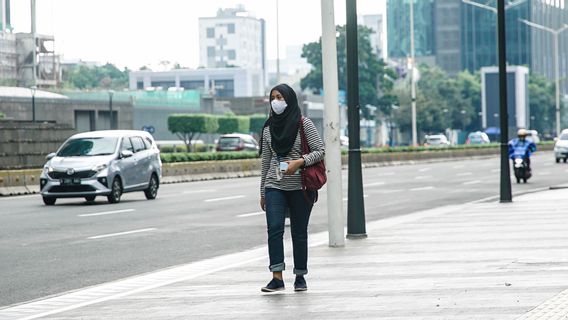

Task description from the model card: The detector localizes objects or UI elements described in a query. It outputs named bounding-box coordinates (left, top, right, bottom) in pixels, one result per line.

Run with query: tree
left=249, top=114, right=268, bottom=136
left=528, top=75, right=556, bottom=135
left=393, top=65, right=478, bottom=138
left=300, top=25, right=397, bottom=118
left=64, top=63, right=129, bottom=89
left=217, top=115, right=250, bottom=134
left=0, top=112, right=5, bottom=119
left=168, top=114, right=219, bottom=151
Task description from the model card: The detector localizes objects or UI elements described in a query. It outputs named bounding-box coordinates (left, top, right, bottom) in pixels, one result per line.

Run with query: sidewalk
left=2, top=189, right=568, bottom=319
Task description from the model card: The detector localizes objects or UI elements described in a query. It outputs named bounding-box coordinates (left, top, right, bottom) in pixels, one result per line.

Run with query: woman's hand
left=284, top=158, right=305, bottom=175
left=260, top=197, right=266, bottom=211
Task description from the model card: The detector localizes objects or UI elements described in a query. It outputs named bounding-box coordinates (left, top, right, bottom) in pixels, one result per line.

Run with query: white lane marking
left=78, top=209, right=135, bottom=217
left=182, top=189, right=216, bottom=194
left=88, top=228, right=156, bottom=240
left=377, top=189, right=403, bottom=194
left=410, top=186, right=434, bottom=191
left=237, top=211, right=264, bottom=218
left=463, top=180, right=482, bottom=185
left=415, top=175, right=432, bottom=180
left=539, top=171, right=551, bottom=176
left=363, top=181, right=385, bottom=187
left=342, top=194, right=369, bottom=201
left=380, top=172, right=395, bottom=176
left=204, top=195, right=246, bottom=202
left=453, top=165, right=465, bottom=169
left=456, top=172, right=473, bottom=177
left=418, top=168, right=431, bottom=172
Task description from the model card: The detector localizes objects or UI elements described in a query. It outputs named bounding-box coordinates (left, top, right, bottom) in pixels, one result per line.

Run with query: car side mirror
left=121, top=150, right=134, bottom=158
left=46, top=152, right=56, bottom=160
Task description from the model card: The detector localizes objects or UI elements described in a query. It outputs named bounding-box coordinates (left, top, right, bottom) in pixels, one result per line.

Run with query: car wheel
left=43, top=197, right=56, bottom=205
left=516, top=177, right=521, bottom=184
left=523, top=178, right=527, bottom=183
left=144, top=174, right=159, bottom=200
left=564, top=158, right=567, bottom=163
left=85, top=196, right=96, bottom=202
left=107, top=177, right=122, bottom=204
left=556, top=158, right=561, bottom=163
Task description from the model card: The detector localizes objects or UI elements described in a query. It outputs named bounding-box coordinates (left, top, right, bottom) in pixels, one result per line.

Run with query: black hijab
left=259, top=84, right=302, bottom=157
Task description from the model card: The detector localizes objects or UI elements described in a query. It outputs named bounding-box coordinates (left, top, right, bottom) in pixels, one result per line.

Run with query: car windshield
left=57, top=137, right=118, bottom=157
left=219, top=137, right=240, bottom=147
left=560, top=134, right=568, bottom=141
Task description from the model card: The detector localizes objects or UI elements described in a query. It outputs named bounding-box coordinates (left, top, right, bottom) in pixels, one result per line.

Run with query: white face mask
left=271, top=99, right=288, bottom=115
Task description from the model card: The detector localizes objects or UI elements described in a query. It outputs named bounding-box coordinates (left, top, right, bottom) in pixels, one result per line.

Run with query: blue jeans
left=265, top=188, right=315, bottom=275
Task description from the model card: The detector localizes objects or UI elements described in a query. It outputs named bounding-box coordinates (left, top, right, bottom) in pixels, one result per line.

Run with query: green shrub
left=0, top=112, right=4, bottom=119
left=250, top=114, right=268, bottom=136
left=217, top=115, right=250, bottom=134
left=160, top=151, right=260, bottom=163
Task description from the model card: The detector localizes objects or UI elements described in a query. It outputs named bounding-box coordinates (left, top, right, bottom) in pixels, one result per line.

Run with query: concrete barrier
left=0, top=144, right=554, bottom=196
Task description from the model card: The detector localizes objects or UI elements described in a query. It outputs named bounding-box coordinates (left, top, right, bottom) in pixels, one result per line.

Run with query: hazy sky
left=10, top=0, right=385, bottom=70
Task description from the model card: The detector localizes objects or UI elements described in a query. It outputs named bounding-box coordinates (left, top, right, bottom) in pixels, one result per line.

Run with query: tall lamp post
left=108, top=90, right=114, bottom=130
left=409, top=0, right=417, bottom=146
left=30, top=85, right=37, bottom=122
left=519, top=20, right=568, bottom=137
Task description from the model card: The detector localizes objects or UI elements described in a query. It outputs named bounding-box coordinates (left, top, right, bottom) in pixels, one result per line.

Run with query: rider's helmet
left=517, top=128, right=528, bottom=140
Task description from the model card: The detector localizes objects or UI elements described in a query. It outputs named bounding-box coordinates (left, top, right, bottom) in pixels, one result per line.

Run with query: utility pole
left=30, top=0, right=37, bottom=87
left=345, top=0, right=366, bottom=239
left=320, top=0, right=344, bottom=247
left=497, top=0, right=512, bottom=202
left=409, top=0, right=417, bottom=146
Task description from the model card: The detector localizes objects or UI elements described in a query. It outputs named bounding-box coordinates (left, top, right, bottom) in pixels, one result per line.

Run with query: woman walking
left=259, top=83, right=325, bottom=292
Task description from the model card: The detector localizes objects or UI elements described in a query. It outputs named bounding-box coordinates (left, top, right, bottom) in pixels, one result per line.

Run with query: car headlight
left=92, top=163, right=108, bottom=172
left=43, top=166, right=54, bottom=173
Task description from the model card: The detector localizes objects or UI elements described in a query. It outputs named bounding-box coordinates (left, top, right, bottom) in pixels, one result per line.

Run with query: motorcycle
left=513, top=156, right=531, bottom=184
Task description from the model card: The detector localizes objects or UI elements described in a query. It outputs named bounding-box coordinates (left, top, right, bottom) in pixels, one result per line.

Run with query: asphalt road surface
left=1, top=151, right=566, bottom=307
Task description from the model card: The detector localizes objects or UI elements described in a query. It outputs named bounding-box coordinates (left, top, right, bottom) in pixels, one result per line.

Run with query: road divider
left=0, top=146, right=554, bottom=196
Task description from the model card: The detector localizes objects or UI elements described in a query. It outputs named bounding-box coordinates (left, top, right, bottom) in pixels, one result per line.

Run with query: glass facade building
left=387, top=0, right=436, bottom=58
left=461, top=0, right=532, bottom=73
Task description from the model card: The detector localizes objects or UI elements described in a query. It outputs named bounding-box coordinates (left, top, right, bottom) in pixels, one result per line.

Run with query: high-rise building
left=361, top=14, right=388, bottom=61
left=199, top=5, right=266, bottom=73
left=387, top=0, right=436, bottom=59
left=461, top=0, right=531, bottom=73
left=434, top=0, right=461, bottom=75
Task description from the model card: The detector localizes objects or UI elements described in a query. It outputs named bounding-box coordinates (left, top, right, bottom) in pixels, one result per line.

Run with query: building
left=0, top=0, right=16, bottom=84
left=361, top=13, right=388, bottom=61
left=434, top=0, right=461, bottom=75
left=129, top=68, right=264, bottom=98
left=198, top=5, right=266, bottom=74
left=387, top=0, right=436, bottom=61
left=529, top=0, right=568, bottom=97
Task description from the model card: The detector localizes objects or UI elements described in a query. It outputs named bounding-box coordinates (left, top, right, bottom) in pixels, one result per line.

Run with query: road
left=1, top=151, right=566, bottom=307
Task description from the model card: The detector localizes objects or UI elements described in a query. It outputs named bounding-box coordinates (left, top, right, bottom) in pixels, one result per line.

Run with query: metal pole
left=109, top=91, right=114, bottom=130
left=497, top=0, right=512, bottom=202
left=410, top=0, right=417, bottom=146
left=31, top=0, right=37, bottom=87
left=276, top=0, right=280, bottom=84
left=345, top=0, right=367, bottom=239
left=320, top=0, right=344, bottom=247
left=554, top=33, right=560, bottom=136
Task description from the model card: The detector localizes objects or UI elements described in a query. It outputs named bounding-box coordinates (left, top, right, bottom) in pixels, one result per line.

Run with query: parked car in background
left=216, top=133, right=259, bottom=152
left=527, top=129, right=540, bottom=143
left=466, top=131, right=491, bottom=145
left=424, top=134, right=450, bottom=147
left=554, top=129, right=568, bottom=163
left=40, top=130, right=162, bottom=205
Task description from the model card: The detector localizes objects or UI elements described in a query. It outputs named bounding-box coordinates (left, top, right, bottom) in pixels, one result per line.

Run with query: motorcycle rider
left=508, top=128, right=537, bottom=172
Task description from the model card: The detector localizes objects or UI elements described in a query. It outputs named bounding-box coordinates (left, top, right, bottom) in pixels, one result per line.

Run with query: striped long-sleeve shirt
left=260, top=117, right=325, bottom=197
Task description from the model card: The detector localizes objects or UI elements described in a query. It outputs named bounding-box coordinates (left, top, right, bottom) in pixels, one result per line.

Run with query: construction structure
left=0, top=0, right=61, bottom=88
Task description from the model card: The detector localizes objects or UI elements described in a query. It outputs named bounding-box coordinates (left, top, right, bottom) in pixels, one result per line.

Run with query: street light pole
left=276, top=0, right=280, bottom=84
left=30, top=85, right=37, bottom=122
left=345, top=0, right=366, bottom=239
left=409, top=0, right=417, bottom=146
left=497, top=0, right=512, bottom=203
left=108, top=90, right=114, bottom=130
left=519, top=20, right=568, bottom=137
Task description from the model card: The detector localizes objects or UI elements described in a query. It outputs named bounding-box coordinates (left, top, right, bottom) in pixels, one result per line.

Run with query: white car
left=424, top=134, right=450, bottom=147
left=527, top=130, right=540, bottom=143
left=554, top=129, right=568, bottom=163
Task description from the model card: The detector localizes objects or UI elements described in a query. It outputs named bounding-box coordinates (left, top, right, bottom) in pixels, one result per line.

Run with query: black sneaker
left=294, top=276, right=307, bottom=292
left=261, top=278, right=285, bottom=292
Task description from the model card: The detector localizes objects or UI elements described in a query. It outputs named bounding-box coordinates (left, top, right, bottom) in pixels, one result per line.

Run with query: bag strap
left=299, top=116, right=310, bottom=155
